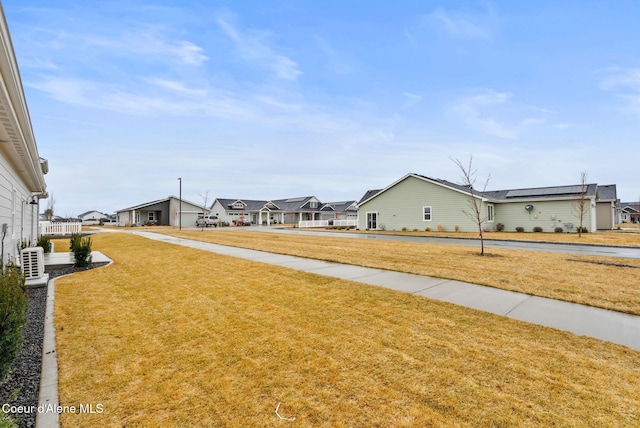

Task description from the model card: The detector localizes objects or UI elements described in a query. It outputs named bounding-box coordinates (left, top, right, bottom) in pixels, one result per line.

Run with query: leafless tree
left=452, top=156, right=491, bottom=256
left=44, top=193, right=55, bottom=221
left=573, top=171, right=589, bottom=237
left=199, top=191, right=210, bottom=230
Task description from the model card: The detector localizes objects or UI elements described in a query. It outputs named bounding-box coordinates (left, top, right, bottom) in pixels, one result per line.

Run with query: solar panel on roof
left=505, top=185, right=586, bottom=198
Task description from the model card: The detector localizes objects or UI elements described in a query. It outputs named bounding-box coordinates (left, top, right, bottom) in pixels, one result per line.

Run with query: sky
left=3, top=0, right=640, bottom=217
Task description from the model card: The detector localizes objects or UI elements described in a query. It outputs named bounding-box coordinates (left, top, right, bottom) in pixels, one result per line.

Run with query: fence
left=333, top=219, right=357, bottom=227
left=298, top=220, right=329, bottom=228
left=297, top=219, right=358, bottom=228
left=39, top=221, right=82, bottom=236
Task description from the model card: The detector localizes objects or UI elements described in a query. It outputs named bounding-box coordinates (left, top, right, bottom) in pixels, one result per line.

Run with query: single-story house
left=620, top=202, right=639, bottom=223
left=210, top=196, right=357, bottom=226
left=78, top=210, right=110, bottom=225
left=0, top=7, right=48, bottom=265
left=357, top=173, right=618, bottom=233
left=116, top=196, right=207, bottom=227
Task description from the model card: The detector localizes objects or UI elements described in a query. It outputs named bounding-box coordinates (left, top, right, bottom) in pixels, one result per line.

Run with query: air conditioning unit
left=21, top=247, right=45, bottom=279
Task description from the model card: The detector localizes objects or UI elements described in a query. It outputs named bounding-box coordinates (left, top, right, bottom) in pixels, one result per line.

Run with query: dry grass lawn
left=53, top=232, right=640, bottom=427
left=160, top=229, right=640, bottom=315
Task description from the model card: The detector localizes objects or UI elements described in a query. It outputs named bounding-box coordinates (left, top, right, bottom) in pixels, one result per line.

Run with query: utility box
left=21, top=247, right=45, bottom=279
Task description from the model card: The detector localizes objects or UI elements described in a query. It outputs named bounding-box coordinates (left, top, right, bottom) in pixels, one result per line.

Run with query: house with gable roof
left=116, top=196, right=207, bottom=227
left=357, top=173, right=618, bottom=233
left=210, top=196, right=357, bottom=226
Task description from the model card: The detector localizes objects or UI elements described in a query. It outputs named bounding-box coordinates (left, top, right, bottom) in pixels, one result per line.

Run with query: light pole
left=178, top=177, right=182, bottom=230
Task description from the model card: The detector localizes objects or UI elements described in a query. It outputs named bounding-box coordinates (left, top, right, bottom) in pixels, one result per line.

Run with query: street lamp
left=178, top=177, right=182, bottom=230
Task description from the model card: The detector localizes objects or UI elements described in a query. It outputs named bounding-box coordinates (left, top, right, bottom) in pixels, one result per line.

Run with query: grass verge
left=54, top=232, right=640, bottom=426
left=160, top=229, right=640, bottom=315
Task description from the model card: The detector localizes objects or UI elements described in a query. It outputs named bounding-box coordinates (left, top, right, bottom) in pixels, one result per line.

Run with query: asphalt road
left=254, top=227, right=640, bottom=259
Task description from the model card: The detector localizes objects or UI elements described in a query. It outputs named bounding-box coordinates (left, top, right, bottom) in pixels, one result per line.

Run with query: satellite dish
left=525, top=204, right=534, bottom=212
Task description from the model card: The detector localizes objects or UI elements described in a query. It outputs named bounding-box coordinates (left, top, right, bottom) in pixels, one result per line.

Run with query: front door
left=366, top=212, right=377, bottom=229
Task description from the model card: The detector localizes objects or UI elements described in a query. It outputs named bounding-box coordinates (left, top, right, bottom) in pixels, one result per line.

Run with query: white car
left=196, top=215, right=218, bottom=227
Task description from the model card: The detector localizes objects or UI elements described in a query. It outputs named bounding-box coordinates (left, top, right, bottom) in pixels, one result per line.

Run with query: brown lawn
left=53, top=232, right=640, bottom=426
left=160, top=229, right=640, bottom=315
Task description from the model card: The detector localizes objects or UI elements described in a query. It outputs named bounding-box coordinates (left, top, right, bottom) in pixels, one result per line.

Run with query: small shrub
left=533, top=226, right=543, bottom=233
left=554, top=227, right=563, bottom=233
left=70, top=233, right=93, bottom=267
left=0, top=264, right=27, bottom=381
left=515, top=227, right=525, bottom=232
left=412, top=228, right=419, bottom=232
left=496, top=223, right=505, bottom=232
left=576, top=226, right=589, bottom=234
left=401, top=227, right=408, bottom=232
left=37, top=235, right=52, bottom=253
left=454, top=225, right=460, bottom=232
left=425, top=227, right=431, bottom=232
left=437, top=224, right=445, bottom=232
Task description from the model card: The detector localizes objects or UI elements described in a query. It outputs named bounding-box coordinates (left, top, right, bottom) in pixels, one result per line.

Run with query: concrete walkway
left=134, top=231, right=640, bottom=351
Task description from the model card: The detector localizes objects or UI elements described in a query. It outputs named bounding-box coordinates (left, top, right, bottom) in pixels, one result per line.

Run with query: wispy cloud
left=424, top=6, right=496, bottom=39
left=599, top=67, right=640, bottom=118
left=217, top=17, right=302, bottom=81
left=451, top=89, right=544, bottom=139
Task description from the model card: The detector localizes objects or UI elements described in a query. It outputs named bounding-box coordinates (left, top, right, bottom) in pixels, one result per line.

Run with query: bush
left=554, top=227, right=564, bottom=233
left=425, top=227, right=431, bottom=232
left=515, top=227, right=525, bottom=232
left=0, top=265, right=27, bottom=381
left=37, top=235, right=52, bottom=253
left=576, top=226, right=589, bottom=234
left=437, top=224, right=445, bottom=232
left=454, top=225, right=460, bottom=232
left=70, top=233, right=93, bottom=268
left=401, top=227, right=408, bottom=232
left=533, top=226, right=543, bottom=233
left=496, top=223, right=505, bottom=232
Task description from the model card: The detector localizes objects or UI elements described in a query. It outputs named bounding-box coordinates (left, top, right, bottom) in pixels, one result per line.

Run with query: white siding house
left=0, top=5, right=48, bottom=265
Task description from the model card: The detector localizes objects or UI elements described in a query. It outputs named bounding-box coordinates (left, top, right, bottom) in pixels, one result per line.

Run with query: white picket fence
left=298, top=220, right=329, bottom=228
left=297, top=219, right=357, bottom=228
left=39, top=221, right=82, bottom=236
left=334, top=219, right=357, bottom=227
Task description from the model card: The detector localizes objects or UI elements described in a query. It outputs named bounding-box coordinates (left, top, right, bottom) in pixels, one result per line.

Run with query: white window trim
left=423, top=206, right=432, bottom=221
left=487, top=204, right=494, bottom=223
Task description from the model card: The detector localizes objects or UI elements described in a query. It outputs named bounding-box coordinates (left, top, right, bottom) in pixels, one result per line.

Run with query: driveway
left=253, top=227, right=640, bottom=259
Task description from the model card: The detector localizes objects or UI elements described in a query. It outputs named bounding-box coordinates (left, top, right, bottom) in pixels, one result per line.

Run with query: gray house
left=117, top=196, right=207, bottom=227
left=357, top=173, right=617, bottom=233
left=210, top=196, right=357, bottom=226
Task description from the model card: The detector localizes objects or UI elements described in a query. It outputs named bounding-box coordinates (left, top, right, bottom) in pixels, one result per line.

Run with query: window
left=148, top=212, right=155, bottom=221
left=309, top=201, right=318, bottom=209
left=423, top=206, right=432, bottom=221
left=487, top=204, right=494, bottom=222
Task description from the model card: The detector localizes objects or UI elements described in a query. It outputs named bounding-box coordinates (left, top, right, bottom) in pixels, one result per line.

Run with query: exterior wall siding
left=357, top=175, right=487, bottom=232
left=493, top=199, right=594, bottom=233
left=0, top=151, right=38, bottom=264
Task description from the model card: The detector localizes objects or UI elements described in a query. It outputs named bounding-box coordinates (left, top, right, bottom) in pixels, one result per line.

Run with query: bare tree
left=573, top=171, right=589, bottom=238
left=199, top=191, right=210, bottom=231
left=452, top=156, right=491, bottom=256
left=44, top=193, right=55, bottom=221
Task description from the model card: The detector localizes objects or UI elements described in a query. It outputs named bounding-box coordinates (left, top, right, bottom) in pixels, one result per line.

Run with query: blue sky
left=3, top=0, right=640, bottom=216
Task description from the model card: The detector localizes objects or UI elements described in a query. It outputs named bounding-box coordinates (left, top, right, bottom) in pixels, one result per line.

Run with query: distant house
left=0, top=7, right=48, bottom=264
left=116, top=196, right=207, bottom=227
left=78, top=210, right=109, bottom=225
left=620, top=202, right=640, bottom=224
left=210, top=196, right=357, bottom=226
left=357, top=173, right=617, bottom=233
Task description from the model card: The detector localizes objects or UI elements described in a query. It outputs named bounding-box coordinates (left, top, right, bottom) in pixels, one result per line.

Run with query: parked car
left=196, top=215, right=219, bottom=227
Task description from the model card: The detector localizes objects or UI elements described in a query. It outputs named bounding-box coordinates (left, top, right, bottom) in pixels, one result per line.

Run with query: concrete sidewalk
left=134, top=231, right=640, bottom=351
